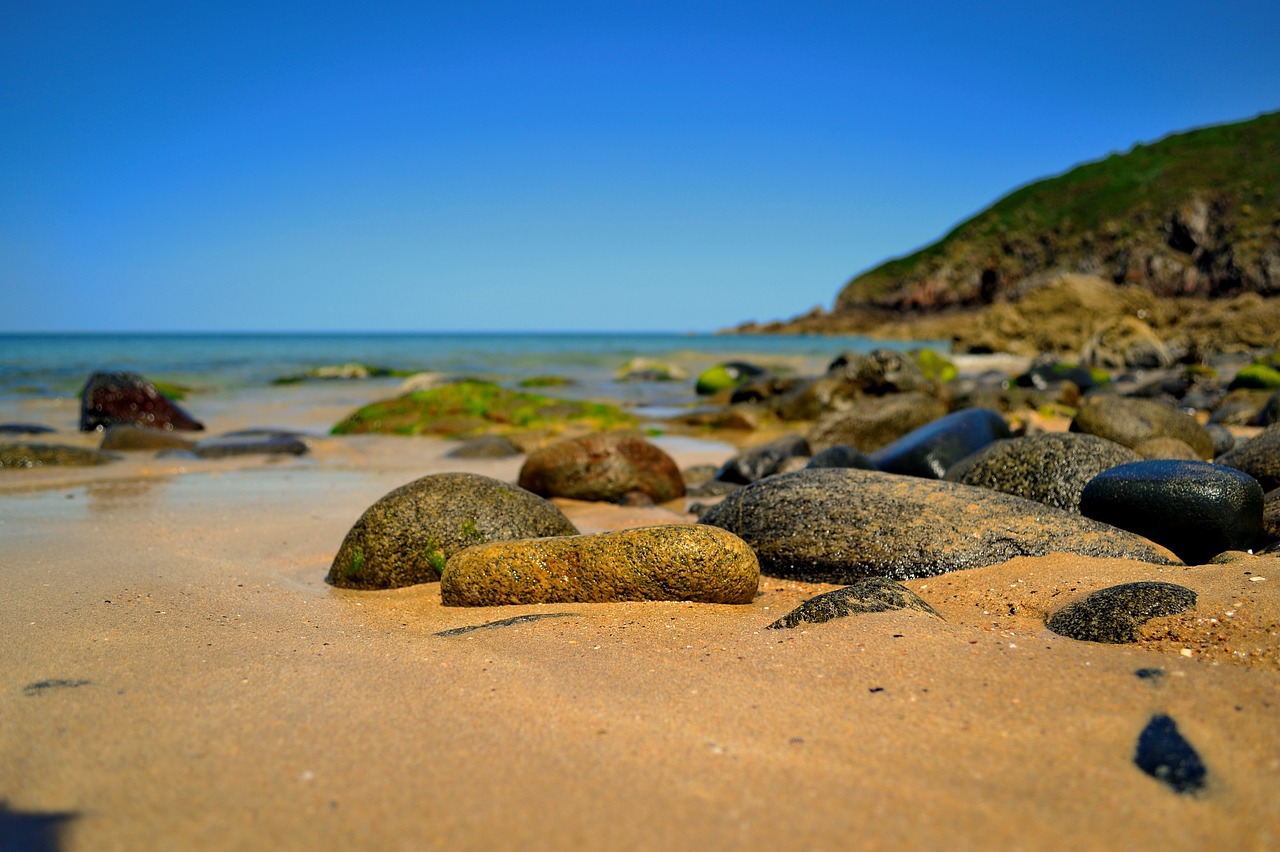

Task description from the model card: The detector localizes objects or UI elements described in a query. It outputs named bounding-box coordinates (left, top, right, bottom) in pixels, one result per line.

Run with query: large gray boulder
left=698, top=468, right=1179, bottom=583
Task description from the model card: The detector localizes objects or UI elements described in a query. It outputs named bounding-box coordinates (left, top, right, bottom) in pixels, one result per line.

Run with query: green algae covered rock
left=695, top=362, right=766, bottom=395
left=1230, top=363, right=1280, bottom=390
left=441, top=524, right=759, bottom=606
left=330, top=380, right=636, bottom=439
left=328, top=472, right=578, bottom=590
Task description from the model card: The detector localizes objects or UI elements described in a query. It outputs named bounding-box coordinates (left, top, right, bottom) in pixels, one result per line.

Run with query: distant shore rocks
left=698, top=468, right=1179, bottom=583
left=518, top=432, right=684, bottom=503
left=328, top=472, right=578, bottom=590
left=80, top=371, right=204, bottom=432
left=441, top=524, right=759, bottom=606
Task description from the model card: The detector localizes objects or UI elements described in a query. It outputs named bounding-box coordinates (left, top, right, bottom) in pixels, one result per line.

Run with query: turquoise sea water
left=0, top=331, right=939, bottom=409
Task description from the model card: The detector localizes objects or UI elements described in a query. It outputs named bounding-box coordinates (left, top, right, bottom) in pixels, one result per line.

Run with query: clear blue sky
left=3, top=1, right=1278, bottom=333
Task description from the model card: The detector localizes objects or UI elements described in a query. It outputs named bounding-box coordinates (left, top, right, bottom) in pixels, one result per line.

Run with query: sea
left=0, top=332, right=938, bottom=414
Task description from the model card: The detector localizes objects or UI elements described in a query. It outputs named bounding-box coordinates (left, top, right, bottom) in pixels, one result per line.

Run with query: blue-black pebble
left=1079, top=459, right=1265, bottom=564
left=868, top=408, right=1011, bottom=479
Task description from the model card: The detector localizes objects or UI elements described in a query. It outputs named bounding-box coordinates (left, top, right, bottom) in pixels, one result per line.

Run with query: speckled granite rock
left=1047, top=581, right=1197, bottom=643
left=947, top=432, right=1142, bottom=512
left=1070, top=394, right=1213, bottom=459
left=698, top=469, right=1179, bottom=583
left=1216, top=422, right=1280, bottom=491
left=441, top=524, right=759, bottom=606
left=768, top=577, right=940, bottom=629
left=1080, top=460, right=1265, bottom=564
left=518, top=432, right=684, bottom=503
left=0, top=443, right=121, bottom=467
left=868, top=407, right=1011, bottom=479
left=807, top=392, right=947, bottom=453
left=328, top=472, right=578, bottom=590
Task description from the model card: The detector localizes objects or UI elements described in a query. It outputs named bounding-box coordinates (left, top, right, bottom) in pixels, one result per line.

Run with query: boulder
left=100, top=424, right=197, bottom=451
left=517, top=432, right=684, bottom=503
left=193, top=432, right=309, bottom=459
left=807, top=393, right=948, bottom=453
left=0, top=443, right=121, bottom=468
left=947, top=432, right=1142, bottom=512
left=698, top=469, right=1178, bottom=583
left=1079, top=460, right=1265, bottom=563
left=1070, top=394, right=1214, bottom=459
left=805, top=445, right=875, bottom=470
left=328, top=472, right=577, bottom=590
left=441, top=524, right=759, bottom=606
left=1214, top=422, right=1280, bottom=491
left=80, top=371, right=204, bottom=432
left=695, top=362, right=766, bottom=395
left=868, top=407, right=1011, bottom=479
left=446, top=435, right=522, bottom=458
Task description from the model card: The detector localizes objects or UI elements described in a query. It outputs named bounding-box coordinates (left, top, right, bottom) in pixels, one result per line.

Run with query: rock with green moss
left=330, top=380, right=636, bottom=439
left=517, top=375, right=574, bottom=388
left=694, top=362, right=766, bottom=395
left=441, top=524, right=759, bottom=605
left=327, top=472, right=578, bottom=590
left=908, top=349, right=958, bottom=384
left=1230, top=363, right=1280, bottom=390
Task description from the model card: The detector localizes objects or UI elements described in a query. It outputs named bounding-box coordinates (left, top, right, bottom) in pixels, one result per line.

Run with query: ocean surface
left=0, top=332, right=937, bottom=411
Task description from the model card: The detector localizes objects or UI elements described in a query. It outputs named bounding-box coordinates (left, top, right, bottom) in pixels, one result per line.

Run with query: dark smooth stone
left=715, top=434, right=810, bottom=484
left=1216, top=422, right=1280, bottom=491
left=1134, top=714, right=1207, bottom=795
left=79, top=371, right=204, bottom=432
left=0, top=423, right=56, bottom=435
left=697, top=469, right=1179, bottom=584
left=1015, top=361, right=1098, bottom=391
left=100, top=424, right=197, bottom=451
left=868, top=407, right=1011, bottom=479
left=193, top=434, right=308, bottom=459
left=1079, top=460, right=1265, bottom=564
left=948, top=432, right=1141, bottom=512
left=1046, top=581, right=1197, bottom=643
left=805, top=445, right=875, bottom=470
left=1204, top=423, right=1237, bottom=455
left=768, top=578, right=940, bottom=629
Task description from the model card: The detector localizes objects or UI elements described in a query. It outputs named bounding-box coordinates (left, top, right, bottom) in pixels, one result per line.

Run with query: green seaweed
left=345, top=545, right=365, bottom=579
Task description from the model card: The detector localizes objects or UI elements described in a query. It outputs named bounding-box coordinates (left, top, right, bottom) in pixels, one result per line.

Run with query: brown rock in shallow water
left=518, top=432, right=684, bottom=503
left=698, top=468, right=1180, bottom=583
left=80, top=371, right=204, bottom=432
left=328, top=473, right=577, bottom=589
left=441, top=524, right=759, bottom=606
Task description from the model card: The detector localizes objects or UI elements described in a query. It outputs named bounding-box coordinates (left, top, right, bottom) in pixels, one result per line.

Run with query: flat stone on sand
left=768, top=577, right=940, bottom=629
left=1046, top=581, right=1198, bottom=643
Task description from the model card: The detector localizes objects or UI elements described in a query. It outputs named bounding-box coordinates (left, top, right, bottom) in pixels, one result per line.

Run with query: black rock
left=1015, top=360, right=1098, bottom=391
left=768, top=578, right=940, bottom=629
left=79, top=371, right=204, bottom=432
left=1205, top=423, right=1237, bottom=455
left=1134, top=714, right=1207, bottom=795
left=193, top=433, right=309, bottom=459
left=0, top=443, right=121, bottom=468
left=0, top=423, right=56, bottom=435
left=697, top=469, right=1179, bottom=584
left=1046, top=581, right=1197, bottom=643
left=715, top=434, right=810, bottom=484
left=805, top=445, right=875, bottom=470
left=1216, top=422, right=1280, bottom=491
left=1079, top=460, right=1265, bottom=564
left=868, top=407, right=1011, bottom=479
left=947, top=432, right=1142, bottom=512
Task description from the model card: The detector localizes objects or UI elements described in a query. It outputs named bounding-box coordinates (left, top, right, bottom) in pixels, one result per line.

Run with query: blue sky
left=3, top=2, right=1278, bottom=333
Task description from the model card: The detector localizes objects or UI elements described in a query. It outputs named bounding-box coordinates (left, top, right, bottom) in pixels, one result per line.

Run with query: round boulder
left=441, top=524, right=759, bottom=606
left=947, top=432, right=1142, bottom=512
left=1079, top=460, right=1265, bottom=564
left=1070, top=394, right=1213, bottom=459
left=328, top=473, right=578, bottom=589
left=1216, top=423, right=1280, bottom=491
left=698, top=468, right=1179, bottom=583
left=518, top=432, right=684, bottom=503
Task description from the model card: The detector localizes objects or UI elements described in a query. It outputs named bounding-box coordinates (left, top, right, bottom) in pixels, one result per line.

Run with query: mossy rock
left=274, top=363, right=414, bottom=384
left=518, top=375, right=575, bottom=388
left=1230, top=363, right=1280, bottom=390
left=330, top=380, right=636, bottom=438
left=908, top=349, right=958, bottom=384
left=328, top=472, right=578, bottom=589
left=150, top=380, right=193, bottom=401
left=695, top=362, right=766, bottom=395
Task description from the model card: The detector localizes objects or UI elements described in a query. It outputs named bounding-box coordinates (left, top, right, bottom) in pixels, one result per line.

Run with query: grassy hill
left=833, top=111, right=1280, bottom=312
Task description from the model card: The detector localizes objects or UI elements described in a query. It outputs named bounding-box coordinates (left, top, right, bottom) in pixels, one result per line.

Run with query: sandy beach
left=2, top=383, right=1278, bottom=851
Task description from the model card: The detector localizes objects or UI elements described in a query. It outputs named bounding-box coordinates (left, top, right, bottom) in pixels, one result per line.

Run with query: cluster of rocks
left=0, top=371, right=310, bottom=467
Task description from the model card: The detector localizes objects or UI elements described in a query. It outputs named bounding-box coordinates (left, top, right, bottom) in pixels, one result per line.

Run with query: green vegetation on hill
left=836, top=111, right=1280, bottom=311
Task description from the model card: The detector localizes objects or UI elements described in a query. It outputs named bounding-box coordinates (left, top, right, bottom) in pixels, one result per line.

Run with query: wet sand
left=2, top=387, right=1278, bottom=850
